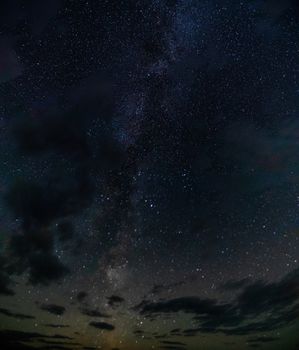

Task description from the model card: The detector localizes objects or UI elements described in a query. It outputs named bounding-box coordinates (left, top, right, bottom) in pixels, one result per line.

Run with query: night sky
left=0, top=1, right=299, bottom=349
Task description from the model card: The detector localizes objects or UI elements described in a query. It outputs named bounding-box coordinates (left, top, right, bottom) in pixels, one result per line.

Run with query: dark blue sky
left=0, top=1, right=299, bottom=349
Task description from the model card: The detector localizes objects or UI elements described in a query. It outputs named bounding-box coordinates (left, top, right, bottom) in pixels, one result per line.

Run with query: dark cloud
left=236, top=269, right=299, bottom=316
left=139, top=296, right=230, bottom=317
left=89, top=321, right=115, bottom=331
left=28, top=253, right=69, bottom=285
left=37, top=339, right=80, bottom=347
left=45, top=335, right=72, bottom=340
left=43, top=324, right=70, bottom=329
left=149, top=281, right=185, bottom=296
left=40, top=304, right=66, bottom=316
left=107, top=295, right=125, bottom=308
left=182, top=329, right=200, bottom=337
left=0, top=329, right=72, bottom=350
left=4, top=71, right=128, bottom=288
left=248, top=336, right=280, bottom=343
left=155, top=334, right=169, bottom=339
left=160, top=341, right=186, bottom=346
left=76, top=291, right=88, bottom=303
left=219, top=278, right=250, bottom=292
left=6, top=174, right=92, bottom=230
left=80, top=308, right=110, bottom=318
left=138, top=268, right=299, bottom=336
left=13, top=80, right=114, bottom=160
left=14, top=111, right=90, bottom=157
left=38, top=346, right=70, bottom=350
left=150, top=284, right=165, bottom=295
left=0, top=272, right=15, bottom=296
left=0, top=256, right=15, bottom=296
left=56, top=221, right=74, bottom=242
left=5, top=174, right=90, bottom=284
left=0, top=308, right=35, bottom=320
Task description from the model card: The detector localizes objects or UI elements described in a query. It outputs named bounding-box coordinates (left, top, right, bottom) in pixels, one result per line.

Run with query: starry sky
left=0, top=1, right=299, bottom=349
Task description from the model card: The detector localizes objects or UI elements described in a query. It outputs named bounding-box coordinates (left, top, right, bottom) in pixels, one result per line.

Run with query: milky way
left=0, top=1, right=299, bottom=349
